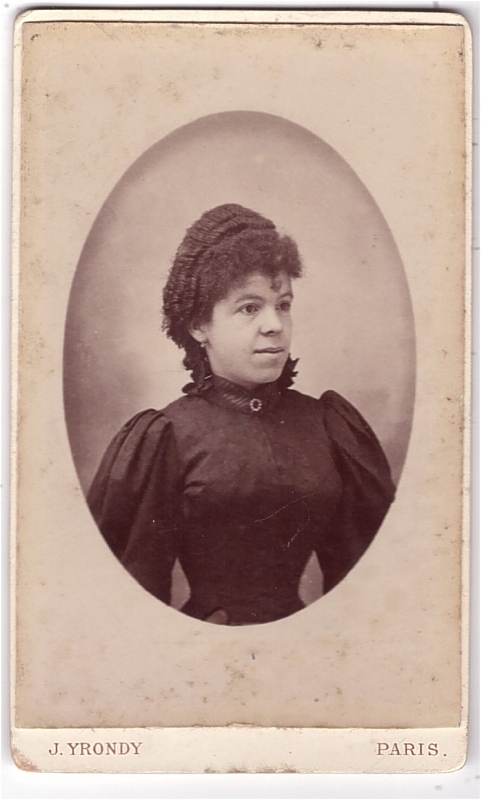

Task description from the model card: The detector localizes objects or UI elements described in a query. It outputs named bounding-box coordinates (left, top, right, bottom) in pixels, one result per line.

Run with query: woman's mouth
left=254, top=347, right=285, bottom=354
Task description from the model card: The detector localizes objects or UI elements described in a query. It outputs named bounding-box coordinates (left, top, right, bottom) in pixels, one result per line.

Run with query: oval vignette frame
left=64, top=111, right=416, bottom=620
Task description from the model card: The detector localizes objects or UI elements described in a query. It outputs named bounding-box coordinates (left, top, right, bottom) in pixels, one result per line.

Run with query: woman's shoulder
left=120, top=407, right=167, bottom=430
left=122, top=394, right=204, bottom=426
left=91, top=409, right=174, bottom=486
left=284, top=387, right=360, bottom=418
left=286, top=387, right=371, bottom=424
left=320, top=389, right=381, bottom=448
left=115, top=395, right=212, bottom=444
left=89, top=400, right=197, bottom=499
left=310, top=389, right=394, bottom=492
left=108, top=408, right=172, bottom=452
left=318, top=389, right=373, bottom=433
left=285, top=388, right=387, bottom=456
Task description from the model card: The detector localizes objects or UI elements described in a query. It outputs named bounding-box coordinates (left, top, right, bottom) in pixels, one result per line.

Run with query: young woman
left=88, top=203, right=395, bottom=626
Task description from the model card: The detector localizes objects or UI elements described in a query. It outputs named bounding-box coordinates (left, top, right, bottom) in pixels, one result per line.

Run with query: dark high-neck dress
left=87, top=377, right=395, bottom=625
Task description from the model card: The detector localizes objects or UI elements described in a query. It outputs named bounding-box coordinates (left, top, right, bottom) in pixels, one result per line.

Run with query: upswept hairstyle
left=162, top=203, right=303, bottom=393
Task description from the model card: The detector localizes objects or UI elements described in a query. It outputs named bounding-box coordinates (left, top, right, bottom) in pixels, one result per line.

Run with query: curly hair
left=162, top=204, right=303, bottom=393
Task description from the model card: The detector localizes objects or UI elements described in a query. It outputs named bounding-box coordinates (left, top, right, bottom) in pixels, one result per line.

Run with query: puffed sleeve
left=87, top=410, right=181, bottom=605
left=316, top=390, right=396, bottom=594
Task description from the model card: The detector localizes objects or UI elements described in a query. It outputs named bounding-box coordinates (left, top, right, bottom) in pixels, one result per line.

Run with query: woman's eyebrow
left=233, top=293, right=265, bottom=304
left=233, top=290, right=294, bottom=304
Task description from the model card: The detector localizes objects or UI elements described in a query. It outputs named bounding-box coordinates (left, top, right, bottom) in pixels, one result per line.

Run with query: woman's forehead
left=227, top=271, right=293, bottom=299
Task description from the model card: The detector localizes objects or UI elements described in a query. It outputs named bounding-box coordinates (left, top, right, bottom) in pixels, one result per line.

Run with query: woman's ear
left=188, top=324, right=207, bottom=345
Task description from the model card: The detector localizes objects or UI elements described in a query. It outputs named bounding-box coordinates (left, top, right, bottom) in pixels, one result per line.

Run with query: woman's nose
left=259, top=307, right=283, bottom=334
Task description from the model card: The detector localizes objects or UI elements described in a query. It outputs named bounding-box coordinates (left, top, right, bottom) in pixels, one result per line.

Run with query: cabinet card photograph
left=11, top=9, right=471, bottom=773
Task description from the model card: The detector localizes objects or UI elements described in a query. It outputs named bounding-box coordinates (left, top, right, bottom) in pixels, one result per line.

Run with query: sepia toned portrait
left=11, top=9, right=470, bottom=774
left=64, top=111, right=414, bottom=625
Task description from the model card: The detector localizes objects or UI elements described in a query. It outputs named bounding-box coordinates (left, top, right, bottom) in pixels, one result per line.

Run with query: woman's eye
left=279, top=301, right=292, bottom=312
left=241, top=304, right=259, bottom=315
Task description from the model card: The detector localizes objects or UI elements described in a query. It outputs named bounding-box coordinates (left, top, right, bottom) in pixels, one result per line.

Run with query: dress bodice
left=88, top=378, right=395, bottom=625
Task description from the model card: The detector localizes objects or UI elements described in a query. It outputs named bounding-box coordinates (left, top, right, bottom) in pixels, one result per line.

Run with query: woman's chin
left=253, top=364, right=285, bottom=386
left=216, top=361, right=286, bottom=390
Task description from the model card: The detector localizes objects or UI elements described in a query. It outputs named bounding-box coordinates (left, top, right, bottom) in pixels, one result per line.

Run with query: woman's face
left=193, top=271, right=293, bottom=390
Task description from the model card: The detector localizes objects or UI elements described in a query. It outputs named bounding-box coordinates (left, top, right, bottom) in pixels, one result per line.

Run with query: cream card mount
left=11, top=9, right=472, bottom=773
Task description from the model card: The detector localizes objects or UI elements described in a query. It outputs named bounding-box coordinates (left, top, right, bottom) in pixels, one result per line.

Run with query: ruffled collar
left=202, top=375, right=283, bottom=415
